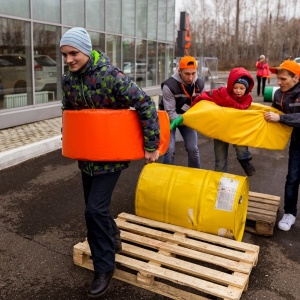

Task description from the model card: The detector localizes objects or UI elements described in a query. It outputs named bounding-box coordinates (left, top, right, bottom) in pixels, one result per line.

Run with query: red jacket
left=256, top=61, right=270, bottom=77
left=191, top=67, right=254, bottom=110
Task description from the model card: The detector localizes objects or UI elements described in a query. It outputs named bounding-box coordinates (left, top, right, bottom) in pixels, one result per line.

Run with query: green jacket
left=61, top=50, right=160, bottom=176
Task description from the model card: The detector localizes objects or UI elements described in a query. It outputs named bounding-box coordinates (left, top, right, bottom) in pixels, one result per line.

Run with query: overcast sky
left=175, top=0, right=184, bottom=22
left=175, top=0, right=299, bottom=23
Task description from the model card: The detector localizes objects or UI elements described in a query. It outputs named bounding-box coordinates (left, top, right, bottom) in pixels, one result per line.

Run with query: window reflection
left=147, top=2, right=157, bottom=40
left=32, top=0, right=61, bottom=23
left=122, top=37, right=135, bottom=80
left=0, top=0, right=175, bottom=112
left=166, top=44, right=175, bottom=78
left=33, top=23, right=61, bottom=101
left=62, top=0, right=84, bottom=27
left=86, top=0, right=105, bottom=31
left=148, top=41, right=157, bottom=85
left=0, top=0, right=30, bottom=18
left=106, top=35, right=121, bottom=69
left=166, top=0, right=175, bottom=43
left=136, top=39, right=147, bottom=88
left=0, top=18, right=32, bottom=109
left=137, top=0, right=147, bottom=38
left=122, top=0, right=135, bottom=36
left=158, top=1, right=167, bottom=41
left=106, top=0, right=121, bottom=34
left=90, top=31, right=106, bottom=53
left=158, top=43, right=167, bottom=85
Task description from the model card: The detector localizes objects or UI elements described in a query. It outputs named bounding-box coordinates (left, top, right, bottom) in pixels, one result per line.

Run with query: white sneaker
left=278, top=214, right=296, bottom=231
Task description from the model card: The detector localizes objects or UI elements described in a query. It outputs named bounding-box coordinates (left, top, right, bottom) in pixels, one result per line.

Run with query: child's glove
left=170, top=115, right=183, bottom=130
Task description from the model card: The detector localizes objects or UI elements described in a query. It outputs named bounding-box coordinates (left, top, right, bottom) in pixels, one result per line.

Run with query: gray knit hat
left=60, top=27, right=92, bottom=57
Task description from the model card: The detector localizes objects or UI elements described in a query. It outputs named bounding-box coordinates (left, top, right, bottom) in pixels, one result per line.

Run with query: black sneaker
left=238, top=158, right=256, bottom=176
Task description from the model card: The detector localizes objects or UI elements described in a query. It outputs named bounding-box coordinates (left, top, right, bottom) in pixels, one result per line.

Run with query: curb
left=0, top=135, right=62, bottom=170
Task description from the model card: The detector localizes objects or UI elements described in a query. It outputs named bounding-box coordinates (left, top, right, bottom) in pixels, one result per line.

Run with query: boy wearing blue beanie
left=60, top=27, right=160, bottom=297
left=60, top=27, right=92, bottom=58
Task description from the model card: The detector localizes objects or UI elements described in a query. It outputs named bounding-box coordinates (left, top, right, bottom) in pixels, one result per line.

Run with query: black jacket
left=159, top=77, right=205, bottom=113
left=273, top=82, right=300, bottom=143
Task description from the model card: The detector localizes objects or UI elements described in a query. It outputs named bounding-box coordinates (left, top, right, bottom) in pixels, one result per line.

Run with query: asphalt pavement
left=0, top=74, right=299, bottom=300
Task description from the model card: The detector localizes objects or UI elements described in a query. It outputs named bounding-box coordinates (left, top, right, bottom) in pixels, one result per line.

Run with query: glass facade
left=32, top=0, right=61, bottom=23
left=86, top=0, right=105, bottom=31
left=136, top=0, right=147, bottom=38
left=0, top=0, right=175, bottom=121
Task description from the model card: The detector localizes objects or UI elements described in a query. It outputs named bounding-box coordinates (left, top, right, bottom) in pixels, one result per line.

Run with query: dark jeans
left=214, top=139, right=251, bottom=172
left=256, top=76, right=267, bottom=96
left=284, top=141, right=300, bottom=216
left=81, top=170, right=121, bottom=274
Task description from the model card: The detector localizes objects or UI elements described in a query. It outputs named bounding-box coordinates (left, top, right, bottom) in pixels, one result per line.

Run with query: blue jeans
left=214, top=139, right=251, bottom=172
left=81, top=170, right=121, bottom=274
left=162, top=125, right=200, bottom=168
left=284, top=141, right=300, bottom=216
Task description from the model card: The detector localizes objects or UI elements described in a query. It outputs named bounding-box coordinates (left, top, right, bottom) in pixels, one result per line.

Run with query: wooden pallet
left=245, top=191, right=281, bottom=236
left=74, top=212, right=259, bottom=300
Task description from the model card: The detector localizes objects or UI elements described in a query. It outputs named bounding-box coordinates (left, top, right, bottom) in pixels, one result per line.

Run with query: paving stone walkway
left=0, top=117, right=62, bottom=153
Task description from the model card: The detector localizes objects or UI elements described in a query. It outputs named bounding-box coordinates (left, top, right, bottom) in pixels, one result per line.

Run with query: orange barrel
left=135, top=163, right=249, bottom=241
left=62, top=109, right=170, bottom=161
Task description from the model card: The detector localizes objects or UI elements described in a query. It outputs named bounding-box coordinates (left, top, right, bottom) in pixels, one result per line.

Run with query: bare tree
left=175, top=0, right=300, bottom=70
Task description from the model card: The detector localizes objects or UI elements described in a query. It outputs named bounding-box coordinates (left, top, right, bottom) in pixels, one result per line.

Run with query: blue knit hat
left=235, top=77, right=250, bottom=90
left=60, top=27, right=92, bottom=57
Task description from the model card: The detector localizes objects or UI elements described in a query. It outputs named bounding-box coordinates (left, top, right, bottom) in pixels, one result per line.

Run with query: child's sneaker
left=278, top=214, right=296, bottom=231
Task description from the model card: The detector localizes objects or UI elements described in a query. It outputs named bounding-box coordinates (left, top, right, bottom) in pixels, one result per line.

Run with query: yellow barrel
left=135, top=163, right=249, bottom=241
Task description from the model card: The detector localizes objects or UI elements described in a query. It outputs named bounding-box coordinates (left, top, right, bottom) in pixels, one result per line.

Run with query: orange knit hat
left=179, top=56, right=198, bottom=69
left=269, top=60, right=300, bottom=76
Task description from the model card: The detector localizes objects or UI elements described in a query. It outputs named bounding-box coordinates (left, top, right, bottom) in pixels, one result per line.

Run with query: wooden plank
left=118, top=212, right=259, bottom=253
left=73, top=246, right=207, bottom=299
left=248, top=191, right=281, bottom=202
left=120, top=230, right=253, bottom=274
left=248, top=201, right=279, bottom=213
left=122, top=242, right=248, bottom=287
left=248, top=197, right=280, bottom=206
left=116, top=254, right=242, bottom=300
left=137, top=234, right=179, bottom=286
left=116, top=218, right=258, bottom=266
left=245, top=221, right=275, bottom=236
left=114, top=269, right=209, bottom=300
left=255, top=221, right=275, bottom=235
left=247, top=211, right=276, bottom=223
left=74, top=258, right=212, bottom=300
left=246, top=191, right=281, bottom=236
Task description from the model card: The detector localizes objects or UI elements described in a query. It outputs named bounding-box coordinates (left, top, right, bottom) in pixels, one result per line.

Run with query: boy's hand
left=264, top=112, right=280, bottom=122
left=145, top=150, right=160, bottom=164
